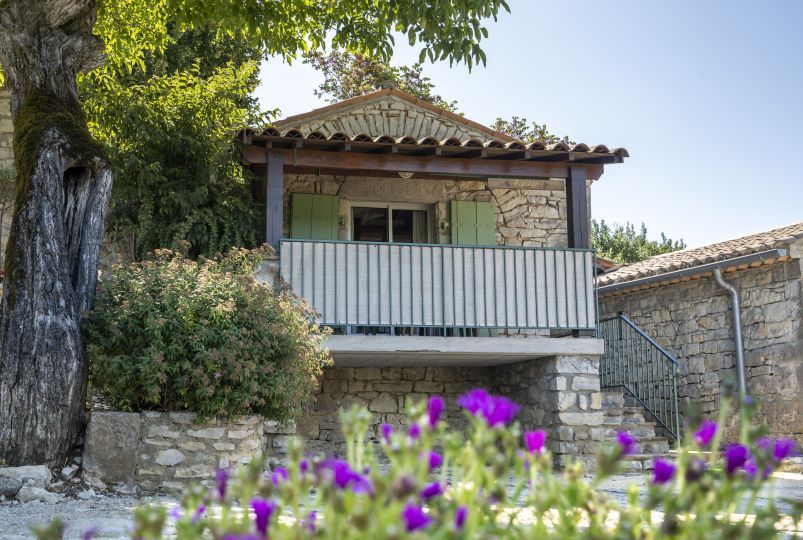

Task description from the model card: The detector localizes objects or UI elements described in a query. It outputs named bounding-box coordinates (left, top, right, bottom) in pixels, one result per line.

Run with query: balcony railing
left=279, top=239, right=597, bottom=331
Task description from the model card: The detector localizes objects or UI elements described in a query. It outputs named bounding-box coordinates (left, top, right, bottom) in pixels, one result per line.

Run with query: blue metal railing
left=280, top=239, right=598, bottom=332
left=599, top=315, right=681, bottom=441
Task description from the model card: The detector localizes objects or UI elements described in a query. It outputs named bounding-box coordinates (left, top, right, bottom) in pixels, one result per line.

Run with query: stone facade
left=274, top=91, right=503, bottom=142
left=84, top=411, right=275, bottom=491
left=281, top=174, right=590, bottom=249
left=599, top=254, right=803, bottom=444
left=297, top=355, right=604, bottom=467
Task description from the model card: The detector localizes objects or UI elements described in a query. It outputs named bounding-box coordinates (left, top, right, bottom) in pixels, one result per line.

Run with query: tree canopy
left=592, top=220, right=686, bottom=264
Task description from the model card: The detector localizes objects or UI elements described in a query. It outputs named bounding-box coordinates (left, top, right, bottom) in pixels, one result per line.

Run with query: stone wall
left=297, top=355, right=603, bottom=467
left=274, top=93, right=499, bottom=142
left=281, top=174, right=592, bottom=249
left=599, top=254, right=803, bottom=444
left=84, top=411, right=268, bottom=491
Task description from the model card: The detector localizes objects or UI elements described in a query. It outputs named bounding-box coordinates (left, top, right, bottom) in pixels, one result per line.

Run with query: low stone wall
left=600, top=256, right=803, bottom=444
left=84, top=411, right=267, bottom=491
left=297, top=354, right=603, bottom=467
left=0, top=87, right=12, bottom=170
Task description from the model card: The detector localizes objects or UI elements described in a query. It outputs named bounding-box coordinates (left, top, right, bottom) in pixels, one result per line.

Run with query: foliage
left=83, top=246, right=331, bottom=421
left=491, top=116, right=572, bottom=144
left=82, top=58, right=266, bottom=260
left=0, top=164, right=14, bottom=269
left=44, top=388, right=801, bottom=539
left=305, top=51, right=460, bottom=112
left=593, top=219, right=686, bottom=264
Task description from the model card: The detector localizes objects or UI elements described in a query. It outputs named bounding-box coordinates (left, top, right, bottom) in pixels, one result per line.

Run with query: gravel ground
left=1, top=472, right=802, bottom=539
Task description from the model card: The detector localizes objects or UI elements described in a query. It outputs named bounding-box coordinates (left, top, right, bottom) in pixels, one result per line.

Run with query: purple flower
left=743, top=458, right=758, bottom=479
left=455, top=506, right=468, bottom=530
left=82, top=527, right=100, bottom=540
left=304, top=511, right=317, bottom=534
left=408, top=423, right=421, bottom=439
left=524, top=430, right=547, bottom=455
left=428, top=451, right=443, bottom=471
left=457, top=389, right=520, bottom=427
left=402, top=504, right=432, bottom=532
left=271, top=466, right=288, bottom=486
left=322, top=459, right=373, bottom=494
left=616, top=432, right=639, bottom=456
left=251, top=498, right=277, bottom=537
left=725, top=444, right=750, bottom=475
left=299, top=459, right=309, bottom=474
left=380, top=423, right=393, bottom=444
left=693, top=420, right=718, bottom=448
left=223, top=535, right=262, bottom=540
left=428, top=396, right=445, bottom=427
left=215, top=467, right=230, bottom=500
left=420, top=482, right=442, bottom=500
left=773, top=439, right=796, bottom=462
left=652, top=458, right=676, bottom=485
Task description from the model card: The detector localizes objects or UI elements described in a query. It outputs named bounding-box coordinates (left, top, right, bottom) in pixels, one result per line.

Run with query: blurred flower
left=82, top=527, right=100, bottom=540
left=455, top=506, right=468, bottom=530
left=402, top=504, right=432, bottom=532
left=321, top=459, right=373, bottom=494
left=409, top=423, right=421, bottom=440
left=685, top=457, right=708, bottom=483
left=652, top=458, right=676, bottom=484
left=380, top=423, right=393, bottom=444
left=299, top=459, right=309, bottom=474
left=457, top=389, right=520, bottom=427
left=304, top=511, right=317, bottom=534
left=271, top=466, right=288, bottom=486
left=773, top=439, right=796, bottom=462
left=428, top=396, right=445, bottom=427
left=725, top=444, right=750, bottom=475
left=524, top=430, right=547, bottom=455
left=693, top=420, right=717, bottom=448
left=215, top=467, right=230, bottom=500
left=223, top=535, right=261, bottom=540
left=421, top=482, right=442, bottom=500
left=251, top=498, right=277, bottom=537
left=616, top=432, right=638, bottom=456
left=428, top=451, right=443, bottom=471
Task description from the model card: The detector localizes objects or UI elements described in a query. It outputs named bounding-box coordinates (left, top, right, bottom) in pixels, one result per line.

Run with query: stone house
left=598, top=223, right=803, bottom=445
left=242, top=88, right=676, bottom=469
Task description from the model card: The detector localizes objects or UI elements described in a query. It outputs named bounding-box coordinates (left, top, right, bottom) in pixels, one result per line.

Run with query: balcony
left=279, top=239, right=602, bottom=365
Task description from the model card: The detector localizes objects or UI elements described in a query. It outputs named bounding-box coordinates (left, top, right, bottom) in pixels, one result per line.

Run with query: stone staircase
left=599, top=389, right=672, bottom=471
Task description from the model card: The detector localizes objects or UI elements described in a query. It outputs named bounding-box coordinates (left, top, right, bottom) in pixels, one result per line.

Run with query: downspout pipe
left=713, top=268, right=747, bottom=401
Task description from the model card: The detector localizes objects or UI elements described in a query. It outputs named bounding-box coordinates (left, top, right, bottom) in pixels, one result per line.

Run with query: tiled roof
left=598, top=222, right=803, bottom=287
left=240, top=126, right=628, bottom=164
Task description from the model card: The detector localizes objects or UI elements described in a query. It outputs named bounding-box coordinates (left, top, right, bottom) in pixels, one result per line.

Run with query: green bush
left=84, top=246, right=330, bottom=420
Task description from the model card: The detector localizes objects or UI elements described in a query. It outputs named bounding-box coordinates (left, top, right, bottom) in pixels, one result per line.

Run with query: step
left=620, top=453, right=673, bottom=471
left=593, top=426, right=658, bottom=439
left=600, top=391, right=625, bottom=408
left=638, top=437, right=671, bottom=454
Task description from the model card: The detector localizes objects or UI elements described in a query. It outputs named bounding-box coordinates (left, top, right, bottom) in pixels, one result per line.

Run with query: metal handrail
left=599, top=315, right=681, bottom=442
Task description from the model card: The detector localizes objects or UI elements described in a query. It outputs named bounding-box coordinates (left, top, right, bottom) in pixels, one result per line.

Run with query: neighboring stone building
left=241, top=88, right=668, bottom=469
left=598, top=223, right=803, bottom=444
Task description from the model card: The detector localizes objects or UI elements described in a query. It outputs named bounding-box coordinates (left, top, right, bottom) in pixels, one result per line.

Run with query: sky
left=254, top=0, right=803, bottom=249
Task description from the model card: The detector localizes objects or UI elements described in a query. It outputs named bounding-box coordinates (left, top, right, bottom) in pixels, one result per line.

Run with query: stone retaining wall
left=297, top=354, right=603, bottom=467
left=0, top=87, right=11, bottom=170
left=84, top=411, right=272, bottom=491
left=599, top=255, right=803, bottom=444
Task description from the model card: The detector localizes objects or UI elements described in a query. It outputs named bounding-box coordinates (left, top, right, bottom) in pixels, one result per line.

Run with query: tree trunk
left=0, top=0, right=110, bottom=466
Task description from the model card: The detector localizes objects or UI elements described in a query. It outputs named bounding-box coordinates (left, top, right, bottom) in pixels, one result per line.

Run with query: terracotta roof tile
left=598, top=222, right=803, bottom=287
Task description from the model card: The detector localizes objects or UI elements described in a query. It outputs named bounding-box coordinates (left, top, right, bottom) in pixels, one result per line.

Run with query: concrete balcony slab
left=324, top=335, right=604, bottom=367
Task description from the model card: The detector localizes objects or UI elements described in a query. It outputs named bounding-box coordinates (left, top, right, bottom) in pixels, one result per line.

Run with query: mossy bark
left=0, top=0, right=111, bottom=465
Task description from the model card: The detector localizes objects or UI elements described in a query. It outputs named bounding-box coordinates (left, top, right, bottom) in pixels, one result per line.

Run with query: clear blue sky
left=254, top=0, right=803, bottom=249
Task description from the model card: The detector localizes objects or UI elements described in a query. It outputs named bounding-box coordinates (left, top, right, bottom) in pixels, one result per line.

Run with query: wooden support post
left=566, top=166, right=589, bottom=249
left=265, top=151, right=284, bottom=250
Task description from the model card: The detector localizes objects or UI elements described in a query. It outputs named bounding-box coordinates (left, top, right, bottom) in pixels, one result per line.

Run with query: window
left=351, top=203, right=431, bottom=243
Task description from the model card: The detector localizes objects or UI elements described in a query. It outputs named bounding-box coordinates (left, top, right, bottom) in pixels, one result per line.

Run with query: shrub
left=84, top=246, right=330, bottom=420
left=46, top=388, right=801, bottom=539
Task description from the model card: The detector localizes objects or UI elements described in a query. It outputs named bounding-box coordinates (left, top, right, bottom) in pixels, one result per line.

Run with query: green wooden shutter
left=291, top=193, right=339, bottom=240
left=451, top=200, right=496, bottom=245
